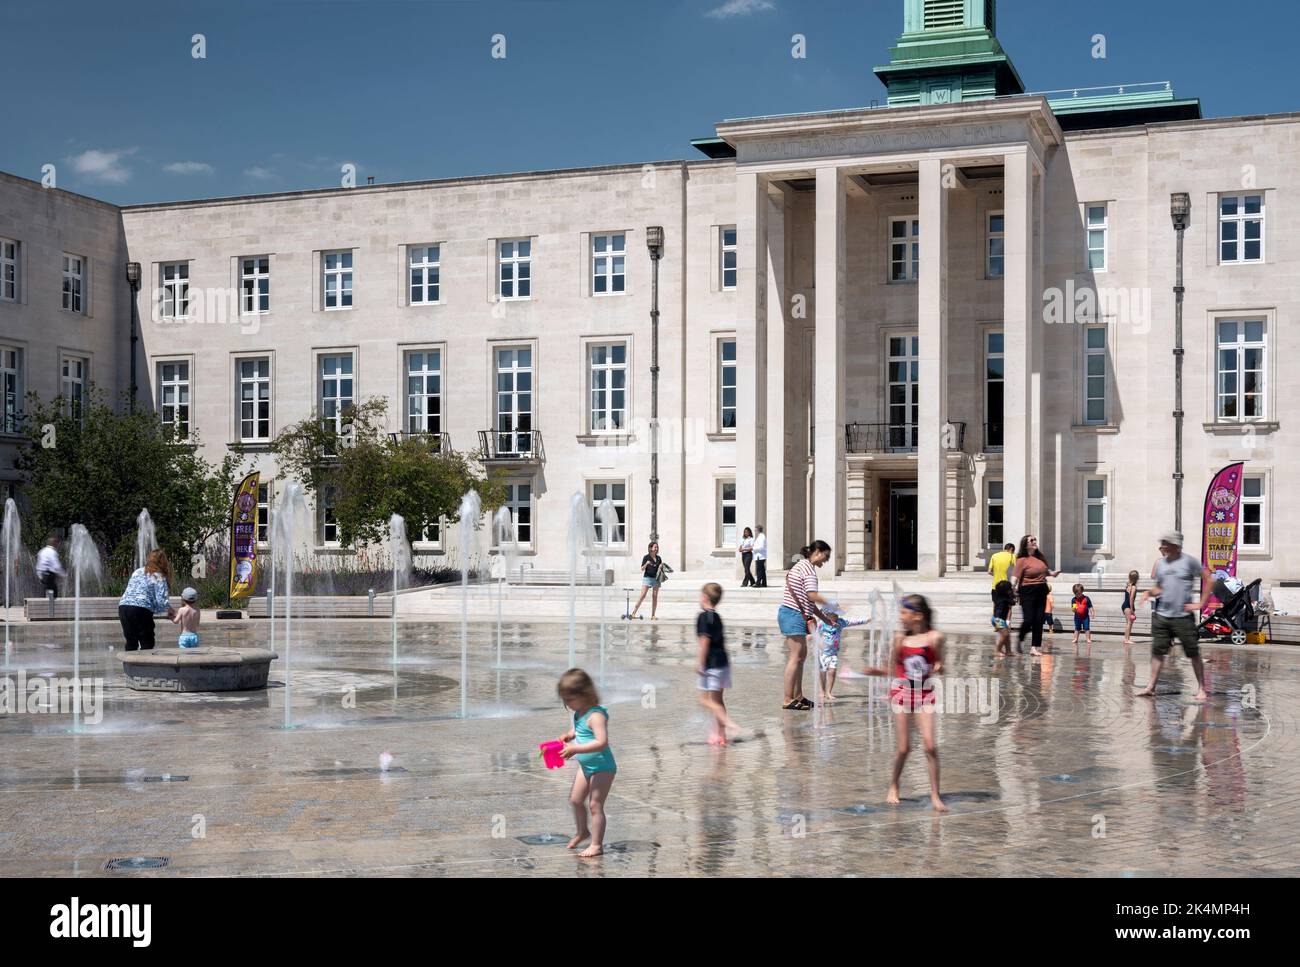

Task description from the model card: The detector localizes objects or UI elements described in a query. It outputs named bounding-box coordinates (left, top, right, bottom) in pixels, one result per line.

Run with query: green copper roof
left=874, top=0, right=1024, bottom=104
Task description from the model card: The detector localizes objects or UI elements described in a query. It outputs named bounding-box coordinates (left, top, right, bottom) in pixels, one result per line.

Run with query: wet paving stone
left=1, top=618, right=1297, bottom=876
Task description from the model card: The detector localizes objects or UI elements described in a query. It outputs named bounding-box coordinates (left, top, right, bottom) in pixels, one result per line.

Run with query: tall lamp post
left=125, top=261, right=142, bottom=414
left=1169, top=193, right=1190, bottom=532
left=646, top=226, right=664, bottom=545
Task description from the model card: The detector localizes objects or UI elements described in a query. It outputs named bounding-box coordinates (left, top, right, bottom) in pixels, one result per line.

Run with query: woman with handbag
left=628, top=541, right=665, bottom=620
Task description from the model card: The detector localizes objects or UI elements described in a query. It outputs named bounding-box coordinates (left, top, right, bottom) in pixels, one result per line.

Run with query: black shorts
left=1151, top=612, right=1200, bottom=658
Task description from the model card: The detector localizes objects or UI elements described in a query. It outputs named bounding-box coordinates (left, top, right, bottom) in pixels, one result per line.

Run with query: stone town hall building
left=1, top=1, right=1295, bottom=580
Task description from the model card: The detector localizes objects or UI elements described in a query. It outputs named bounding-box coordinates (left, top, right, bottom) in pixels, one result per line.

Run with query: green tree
left=15, top=390, right=252, bottom=576
left=269, top=396, right=505, bottom=550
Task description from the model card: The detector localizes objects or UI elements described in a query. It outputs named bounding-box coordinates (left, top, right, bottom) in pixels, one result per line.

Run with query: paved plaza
left=0, top=617, right=1296, bottom=877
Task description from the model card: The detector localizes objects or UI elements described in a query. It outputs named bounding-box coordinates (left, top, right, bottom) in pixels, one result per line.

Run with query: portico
left=721, top=98, right=1061, bottom=576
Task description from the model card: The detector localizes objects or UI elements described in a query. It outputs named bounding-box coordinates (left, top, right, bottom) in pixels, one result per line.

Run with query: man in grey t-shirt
left=1135, top=530, right=1212, bottom=701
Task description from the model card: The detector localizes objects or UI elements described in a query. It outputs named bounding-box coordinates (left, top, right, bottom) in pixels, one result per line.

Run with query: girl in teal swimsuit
left=556, top=668, right=617, bottom=857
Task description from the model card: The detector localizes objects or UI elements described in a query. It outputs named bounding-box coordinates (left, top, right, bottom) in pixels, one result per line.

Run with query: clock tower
left=874, top=0, right=1025, bottom=106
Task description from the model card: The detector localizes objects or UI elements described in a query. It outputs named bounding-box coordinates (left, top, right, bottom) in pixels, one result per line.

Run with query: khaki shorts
left=1151, top=612, right=1200, bottom=658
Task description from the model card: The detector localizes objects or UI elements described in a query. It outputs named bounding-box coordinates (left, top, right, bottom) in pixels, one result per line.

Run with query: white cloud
left=244, top=166, right=274, bottom=180
left=163, top=161, right=214, bottom=175
left=67, top=148, right=135, bottom=184
left=705, top=0, right=775, bottom=18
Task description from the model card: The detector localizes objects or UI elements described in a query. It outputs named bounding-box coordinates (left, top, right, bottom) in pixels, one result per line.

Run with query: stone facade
left=1, top=100, right=1296, bottom=581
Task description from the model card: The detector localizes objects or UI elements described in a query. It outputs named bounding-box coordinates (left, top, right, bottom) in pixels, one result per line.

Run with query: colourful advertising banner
left=1201, top=462, right=1244, bottom=615
left=228, top=472, right=260, bottom=600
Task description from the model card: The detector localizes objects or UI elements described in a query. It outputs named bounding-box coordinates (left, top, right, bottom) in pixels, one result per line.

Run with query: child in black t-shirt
left=696, top=582, right=739, bottom=745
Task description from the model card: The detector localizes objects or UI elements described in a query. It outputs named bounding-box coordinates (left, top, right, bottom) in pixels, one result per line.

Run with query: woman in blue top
left=556, top=668, right=616, bottom=858
left=117, top=549, right=175, bottom=651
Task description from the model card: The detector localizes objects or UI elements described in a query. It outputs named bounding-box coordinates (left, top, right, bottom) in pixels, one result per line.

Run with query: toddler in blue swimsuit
left=556, top=668, right=616, bottom=858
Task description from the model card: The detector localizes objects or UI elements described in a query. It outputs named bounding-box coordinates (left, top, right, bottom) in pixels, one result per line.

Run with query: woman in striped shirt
left=777, top=540, right=832, bottom=710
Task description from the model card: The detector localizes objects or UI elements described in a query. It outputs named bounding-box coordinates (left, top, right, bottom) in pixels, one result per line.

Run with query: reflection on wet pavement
left=0, top=618, right=1295, bottom=877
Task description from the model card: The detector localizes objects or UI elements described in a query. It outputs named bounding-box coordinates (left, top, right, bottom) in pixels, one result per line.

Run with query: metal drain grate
left=105, top=856, right=169, bottom=871
left=141, top=775, right=190, bottom=783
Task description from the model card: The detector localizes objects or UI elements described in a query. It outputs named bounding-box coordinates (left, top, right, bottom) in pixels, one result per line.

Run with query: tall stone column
left=917, top=157, right=949, bottom=578
left=736, top=171, right=767, bottom=554
left=813, top=166, right=846, bottom=571
left=764, top=185, right=788, bottom=567
left=1002, top=148, right=1035, bottom=546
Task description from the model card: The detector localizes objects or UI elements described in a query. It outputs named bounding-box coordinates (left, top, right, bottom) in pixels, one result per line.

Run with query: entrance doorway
left=888, top=483, right=918, bottom=570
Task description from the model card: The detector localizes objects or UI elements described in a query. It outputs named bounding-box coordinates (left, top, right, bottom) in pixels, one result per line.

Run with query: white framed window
left=718, top=479, right=737, bottom=548
left=986, top=478, right=1004, bottom=548
left=1085, top=203, right=1108, bottom=271
left=408, top=245, right=440, bottom=304
left=1084, top=477, right=1107, bottom=549
left=889, top=216, right=920, bottom=282
left=241, top=256, right=270, bottom=314
left=419, top=518, right=442, bottom=547
left=157, top=360, right=190, bottom=441
left=985, top=330, right=1003, bottom=450
left=504, top=481, right=532, bottom=546
left=319, top=488, right=340, bottom=546
left=0, top=347, right=21, bottom=434
left=887, top=333, right=920, bottom=449
left=257, top=480, right=273, bottom=543
left=0, top=238, right=17, bottom=302
left=986, top=211, right=1004, bottom=279
left=60, top=354, right=88, bottom=424
left=1084, top=326, right=1107, bottom=423
left=319, top=353, right=354, bottom=437
left=718, top=337, right=737, bottom=431
left=160, top=262, right=189, bottom=319
left=62, top=254, right=85, bottom=312
left=498, top=239, right=531, bottom=300
left=590, top=481, right=627, bottom=546
left=237, top=356, right=271, bottom=443
left=494, top=346, right=533, bottom=455
left=592, top=233, right=625, bottom=295
left=1241, top=476, right=1265, bottom=550
left=405, top=349, right=442, bottom=435
left=323, top=250, right=353, bottom=309
left=1216, top=318, right=1265, bottom=421
left=588, top=343, right=627, bottom=433
left=256, top=481, right=271, bottom=545
left=1219, top=194, right=1264, bottom=264
left=720, top=227, right=737, bottom=291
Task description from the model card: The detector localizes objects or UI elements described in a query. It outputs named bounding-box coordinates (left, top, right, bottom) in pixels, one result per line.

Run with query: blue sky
left=2, top=0, right=1295, bottom=204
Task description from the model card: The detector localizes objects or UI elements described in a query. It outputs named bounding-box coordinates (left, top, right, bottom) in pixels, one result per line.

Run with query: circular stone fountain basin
left=120, top=647, right=278, bottom=692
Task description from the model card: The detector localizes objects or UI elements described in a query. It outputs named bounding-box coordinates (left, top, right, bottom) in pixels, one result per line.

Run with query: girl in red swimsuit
left=863, top=594, right=947, bottom=813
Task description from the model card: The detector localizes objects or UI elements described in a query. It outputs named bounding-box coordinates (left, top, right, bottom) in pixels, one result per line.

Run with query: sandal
left=782, top=700, right=803, bottom=711
left=795, top=697, right=815, bottom=710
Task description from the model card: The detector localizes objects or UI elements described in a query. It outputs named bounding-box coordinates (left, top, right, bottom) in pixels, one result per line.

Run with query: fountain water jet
left=492, top=506, right=517, bottom=669
left=389, top=513, right=410, bottom=669
left=595, top=497, right=620, bottom=684
left=2, top=498, right=18, bottom=657
left=566, top=491, right=596, bottom=669
left=68, top=524, right=101, bottom=733
left=457, top=489, right=482, bottom=718
left=135, top=509, right=157, bottom=570
left=272, top=482, right=305, bottom=728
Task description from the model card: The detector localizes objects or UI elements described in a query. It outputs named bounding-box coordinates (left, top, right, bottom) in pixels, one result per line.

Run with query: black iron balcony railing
left=845, top=421, right=966, bottom=454
left=983, top=421, right=1004, bottom=451
left=388, top=430, right=452, bottom=453
left=478, top=428, right=544, bottom=462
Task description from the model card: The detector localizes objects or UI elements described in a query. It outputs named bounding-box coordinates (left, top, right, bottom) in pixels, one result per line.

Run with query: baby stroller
left=1198, top=578, right=1262, bottom=645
